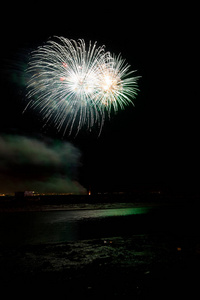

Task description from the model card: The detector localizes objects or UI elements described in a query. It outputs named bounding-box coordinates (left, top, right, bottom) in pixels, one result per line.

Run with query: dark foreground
left=0, top=201, right=200, bottom=299
left=1, top=234, right=200, bottom=299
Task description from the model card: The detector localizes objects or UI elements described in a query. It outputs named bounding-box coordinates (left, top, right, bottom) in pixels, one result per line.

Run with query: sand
left=1, top=233, right=200, bottom=299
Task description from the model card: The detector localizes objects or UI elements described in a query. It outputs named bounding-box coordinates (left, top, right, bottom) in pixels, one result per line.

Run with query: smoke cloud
left=0, top=135, right=86, bottom=194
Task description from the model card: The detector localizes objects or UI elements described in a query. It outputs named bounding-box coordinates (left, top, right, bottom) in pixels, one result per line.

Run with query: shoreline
left=0, top=193, right=199, bottom=213
left=1, top=196, right=200, bottom=297
left=0, top=202, right=155, bottom=213
left=0, top=200, right=192, bottom=213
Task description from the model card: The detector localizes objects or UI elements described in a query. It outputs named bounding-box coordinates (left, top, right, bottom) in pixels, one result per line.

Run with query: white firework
left=25, top=36, right=140, bottom=135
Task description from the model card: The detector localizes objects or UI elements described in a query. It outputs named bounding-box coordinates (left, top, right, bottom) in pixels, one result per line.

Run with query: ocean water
left=0, top=205, right=198, bottom=246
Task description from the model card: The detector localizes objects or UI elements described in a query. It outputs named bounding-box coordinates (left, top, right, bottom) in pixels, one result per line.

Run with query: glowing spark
left=25, top=37, right=140, bottom=135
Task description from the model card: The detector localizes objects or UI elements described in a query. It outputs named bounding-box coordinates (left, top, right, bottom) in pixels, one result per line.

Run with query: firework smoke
left=0, top=135, right=86, bottom=194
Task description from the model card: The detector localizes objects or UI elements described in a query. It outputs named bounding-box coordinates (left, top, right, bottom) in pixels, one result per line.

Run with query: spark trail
left=25, top=37, right=140, bottom=135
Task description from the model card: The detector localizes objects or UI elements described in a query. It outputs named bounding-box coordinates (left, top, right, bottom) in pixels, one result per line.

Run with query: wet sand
left=1, top=233, right=200, bottom=298
left=0, top=199, right=200, bottom=298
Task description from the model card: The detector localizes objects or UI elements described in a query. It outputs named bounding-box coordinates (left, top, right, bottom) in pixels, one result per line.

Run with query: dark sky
left=0, top=4, right=198, bottom=194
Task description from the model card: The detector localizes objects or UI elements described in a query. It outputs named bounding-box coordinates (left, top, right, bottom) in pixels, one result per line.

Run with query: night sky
left=0, top=4, right=198, bottom=194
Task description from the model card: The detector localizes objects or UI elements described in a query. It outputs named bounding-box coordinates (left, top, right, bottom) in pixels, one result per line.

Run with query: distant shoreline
left=0, top=193, right=199, bottom=212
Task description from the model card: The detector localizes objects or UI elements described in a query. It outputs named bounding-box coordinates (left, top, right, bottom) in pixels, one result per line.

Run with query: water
left=0, top=205, right=198, bottom=246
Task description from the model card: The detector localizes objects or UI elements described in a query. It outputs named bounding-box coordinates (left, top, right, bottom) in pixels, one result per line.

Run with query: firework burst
left=25, top=36, right=140, bottom=135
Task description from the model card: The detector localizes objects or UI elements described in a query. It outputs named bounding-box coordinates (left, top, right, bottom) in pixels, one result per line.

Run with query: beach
left=0, top=199, right=200, bottom=298
left=1, top=233, right=200, bottom=298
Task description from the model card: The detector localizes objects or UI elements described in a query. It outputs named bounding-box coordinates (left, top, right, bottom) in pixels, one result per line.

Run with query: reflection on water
left=82, top=207, right=150, bottom=218
left=0, top=207, right=150, bottom=246
left=49, top=207, right=150, bottom=223
left=0, top=205, right=196, bottom=246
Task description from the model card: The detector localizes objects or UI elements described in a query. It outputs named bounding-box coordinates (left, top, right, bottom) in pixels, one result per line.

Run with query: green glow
left=89, top=207, right=150, bottom=219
